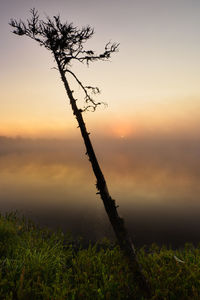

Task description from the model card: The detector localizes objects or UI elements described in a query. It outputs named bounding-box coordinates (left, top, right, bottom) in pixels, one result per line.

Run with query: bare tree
left=10, top=9, right=151, bottom=297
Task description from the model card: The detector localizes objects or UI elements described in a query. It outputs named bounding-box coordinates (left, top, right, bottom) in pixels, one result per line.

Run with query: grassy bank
left=0, top=213, right=200, bottom=299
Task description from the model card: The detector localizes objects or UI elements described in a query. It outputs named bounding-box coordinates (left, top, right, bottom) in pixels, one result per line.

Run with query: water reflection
left=0, top=136, right=200, bottom=247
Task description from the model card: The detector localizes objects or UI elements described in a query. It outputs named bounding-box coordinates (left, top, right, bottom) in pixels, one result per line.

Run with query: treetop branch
left=9, top=8, right=119, bottom=112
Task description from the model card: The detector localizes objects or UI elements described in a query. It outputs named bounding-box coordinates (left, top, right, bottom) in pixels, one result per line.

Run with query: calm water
left=1, top=136, right=200, bottom=248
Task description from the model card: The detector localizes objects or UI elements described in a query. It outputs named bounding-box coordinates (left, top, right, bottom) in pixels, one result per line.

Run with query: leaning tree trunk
left=55, top=56, right=151, bottom=297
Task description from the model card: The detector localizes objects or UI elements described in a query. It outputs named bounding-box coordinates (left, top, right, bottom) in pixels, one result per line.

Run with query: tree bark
left=54, top=56, right=151, bottom=297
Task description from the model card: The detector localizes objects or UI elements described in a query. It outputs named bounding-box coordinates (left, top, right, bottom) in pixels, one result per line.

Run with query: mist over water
left=1, top=135, right=200, bottom=247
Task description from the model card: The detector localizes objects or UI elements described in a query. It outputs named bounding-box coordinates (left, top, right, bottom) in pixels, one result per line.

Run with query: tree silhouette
left=10, top=9, right=151, bottom=296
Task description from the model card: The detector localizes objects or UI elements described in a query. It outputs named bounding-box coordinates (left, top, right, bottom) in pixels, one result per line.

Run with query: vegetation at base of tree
left=0, top=212, right=200, bottom=300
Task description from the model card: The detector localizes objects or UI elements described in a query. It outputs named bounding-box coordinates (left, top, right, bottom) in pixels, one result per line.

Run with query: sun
left=110, top=121, right=134, bottom=139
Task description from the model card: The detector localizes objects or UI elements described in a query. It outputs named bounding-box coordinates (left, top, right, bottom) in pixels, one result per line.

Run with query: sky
left=1, top=0, right=200, bottom=139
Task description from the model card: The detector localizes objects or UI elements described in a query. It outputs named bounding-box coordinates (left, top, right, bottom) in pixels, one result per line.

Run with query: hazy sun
left=110, top=121, right=134, bottom=138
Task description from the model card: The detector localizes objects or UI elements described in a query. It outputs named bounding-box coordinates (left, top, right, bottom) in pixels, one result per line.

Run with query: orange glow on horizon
left=0, top=121, right=78, bottom=139
left=1, top=107, right=200, bottom=140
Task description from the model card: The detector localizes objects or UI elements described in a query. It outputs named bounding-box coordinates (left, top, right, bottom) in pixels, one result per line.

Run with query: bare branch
left=75, top=41, right=120, bottom=65
left=65, top=69, right=102, bottom=111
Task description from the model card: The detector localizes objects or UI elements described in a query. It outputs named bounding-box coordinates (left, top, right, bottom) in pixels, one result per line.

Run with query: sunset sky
left=1, top=0, right=200, bottom=139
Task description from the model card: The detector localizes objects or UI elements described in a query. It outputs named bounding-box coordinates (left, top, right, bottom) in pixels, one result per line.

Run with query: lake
left=1, top=135, right=200, bottom=248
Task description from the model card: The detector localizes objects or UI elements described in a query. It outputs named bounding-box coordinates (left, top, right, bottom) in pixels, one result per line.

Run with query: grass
left=0, top=212, right=200, bottom=299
